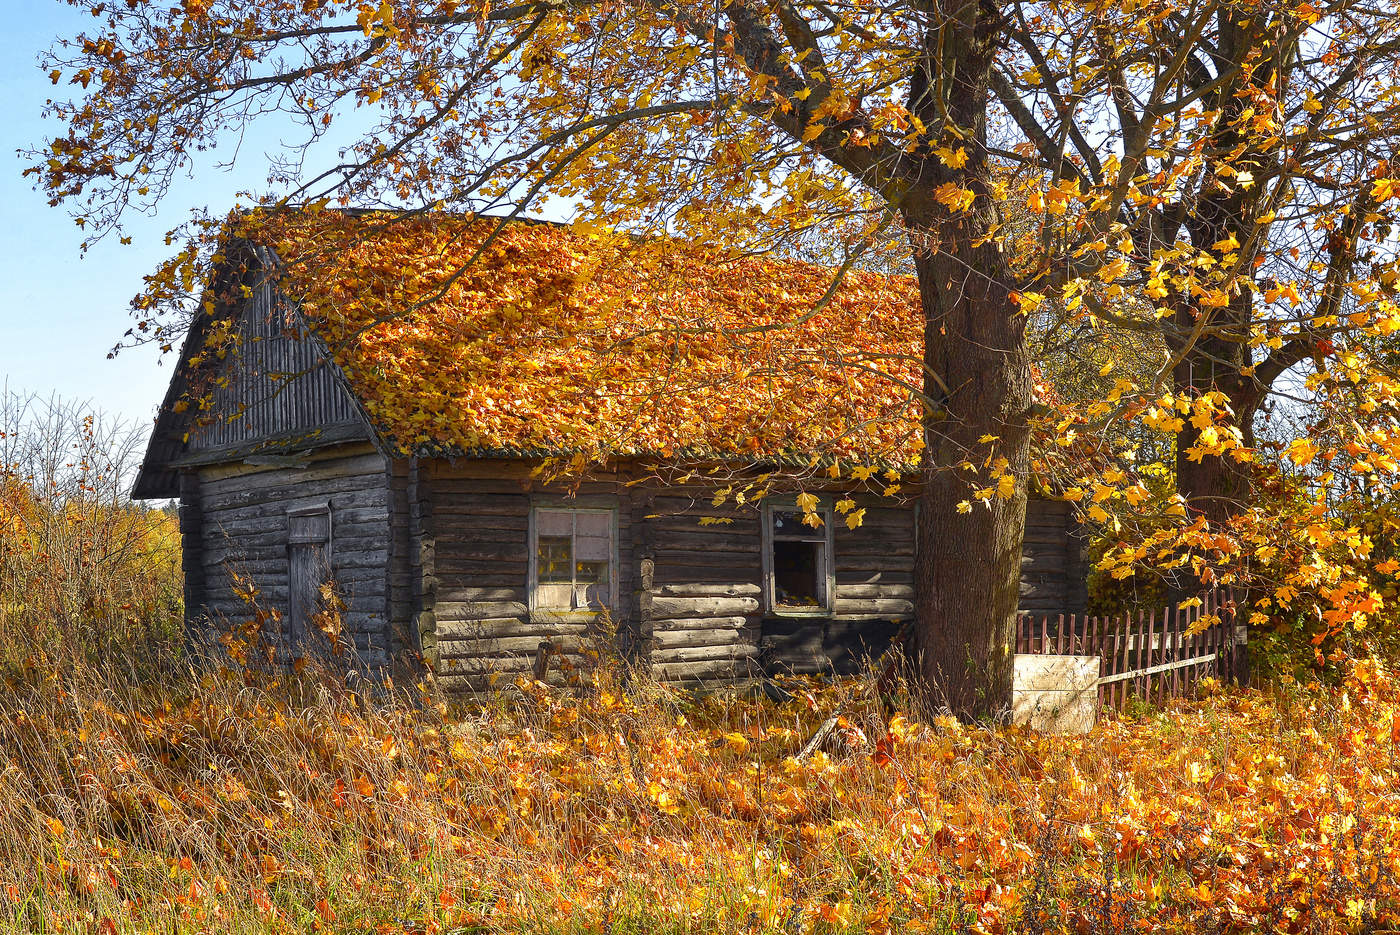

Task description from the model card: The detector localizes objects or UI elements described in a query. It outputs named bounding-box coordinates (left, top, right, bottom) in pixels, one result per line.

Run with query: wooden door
left=287, top=508, right=331, bottom=658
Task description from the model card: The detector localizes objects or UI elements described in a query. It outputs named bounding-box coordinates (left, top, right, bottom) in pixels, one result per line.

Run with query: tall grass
left=3, top=397, right=1400, bottom=933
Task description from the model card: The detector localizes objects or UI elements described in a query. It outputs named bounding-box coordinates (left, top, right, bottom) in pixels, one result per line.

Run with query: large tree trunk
left=901, top=111, right=1033, bottom=719
left=886, top=1, right=1029, bottom=719
left=1171, top=327, right=1258, bottom=526
left=1167, top=12, right=1286, bottom=527
left=909, top=224, right=1032, bottom=718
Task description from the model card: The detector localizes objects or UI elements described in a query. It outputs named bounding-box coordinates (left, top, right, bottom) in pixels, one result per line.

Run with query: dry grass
left=5, top=399, right=1400, bottom=934
left=4, top=629, right=1400, bottom=934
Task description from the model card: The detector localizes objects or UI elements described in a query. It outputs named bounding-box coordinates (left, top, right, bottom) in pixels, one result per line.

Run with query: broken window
left=765, top=502, right=833, bottom=614
left=531, top=507, right=615, bottom=612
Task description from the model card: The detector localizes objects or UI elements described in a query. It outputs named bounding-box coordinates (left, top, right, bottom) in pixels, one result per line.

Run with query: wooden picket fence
left=1015, top=590, right=1243, bottom=708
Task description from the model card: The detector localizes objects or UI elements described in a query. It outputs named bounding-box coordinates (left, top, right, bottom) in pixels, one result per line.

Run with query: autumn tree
left=26, top=0, right=1400, bottom=712
left=998, top=2, right=1400, bottom=521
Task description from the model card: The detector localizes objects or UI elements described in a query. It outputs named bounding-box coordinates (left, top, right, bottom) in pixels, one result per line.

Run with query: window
left=530, top=506, right=616, bottom=614
left=762, top=498, right=834, bottom=615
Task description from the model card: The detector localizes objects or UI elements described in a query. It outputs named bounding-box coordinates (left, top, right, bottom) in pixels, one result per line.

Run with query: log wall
left=414, top=467, right=1089, bottom=690
left=416, top=460, right=638, bottom=693
left=189, top=443, right=394, bottom=669
left=643, top=492, right=913, bottom=682
left=1021, top=499, right=1090, bottom=614
left=178, top=448, right=1089, bottom=690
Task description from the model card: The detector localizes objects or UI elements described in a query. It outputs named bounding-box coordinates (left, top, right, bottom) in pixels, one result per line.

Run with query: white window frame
left=527, top=500, right=620, bottom=620
left=761, top=496, right=835, bottom=616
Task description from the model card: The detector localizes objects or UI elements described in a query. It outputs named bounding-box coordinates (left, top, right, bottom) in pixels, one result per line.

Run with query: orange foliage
left=9, top=654, right=1400, bottom=932
left=251, top=211, right=927, bottom=465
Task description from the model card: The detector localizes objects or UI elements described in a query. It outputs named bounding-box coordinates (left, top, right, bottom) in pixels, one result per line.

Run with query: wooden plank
left=835, top=583, right=915, bottom=600
left=436, top=586, right=527, bottom=603
left=646, top=595, right=761, bottom=620
left=649, top=615, right=750, bottom=632
left=652, top=583, right=762, bottom=598
left=651, top=628, right=750, bottom=649
left=1096, top=651, right=1220, bottom=685
left=652, top=659, right=749, bottom=681
left=833, top=597, right=913, bottom=617
left=435, top=600, right=531, bottom=619
left=652, top=644, right=760, bottom=665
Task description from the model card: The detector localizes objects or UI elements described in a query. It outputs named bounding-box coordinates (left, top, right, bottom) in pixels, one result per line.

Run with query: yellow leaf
left=934, top=146, right=968, bottom=168
left=933, top=182, right=977, bottom=213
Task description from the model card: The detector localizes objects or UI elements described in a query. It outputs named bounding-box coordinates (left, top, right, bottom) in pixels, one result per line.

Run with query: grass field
left=3, top=633, right=1400, bottom=934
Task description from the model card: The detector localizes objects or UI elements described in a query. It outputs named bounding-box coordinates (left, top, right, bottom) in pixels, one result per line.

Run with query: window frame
left=527, top=499, right=620, bottom=620
left=761, top=496, right=836, bottom=617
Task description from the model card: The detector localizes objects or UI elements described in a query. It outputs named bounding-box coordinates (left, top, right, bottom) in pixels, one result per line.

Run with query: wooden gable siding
left=185, top=250, right=364, bottom=454
left=187, top=444, right=396, bottom=669
left=1021, top=500, right=1089, bottom=613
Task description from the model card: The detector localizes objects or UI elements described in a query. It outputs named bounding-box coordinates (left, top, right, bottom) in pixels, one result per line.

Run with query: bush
left=0, top=391, right=182, bottom=671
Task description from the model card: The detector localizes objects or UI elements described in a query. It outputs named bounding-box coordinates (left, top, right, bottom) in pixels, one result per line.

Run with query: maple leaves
left=13, top=632, right=1400, bottom=932
left=22, top=0, right=1400, bottom=709
left=253, top=210, right=928, bottom=466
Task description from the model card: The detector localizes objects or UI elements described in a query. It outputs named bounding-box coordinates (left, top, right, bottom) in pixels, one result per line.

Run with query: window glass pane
left=574, top=512, right=612, bottom=537
left=575, top=559, right=608, bottom=584
left=536, top=510, right=574, bottom=537
left=536, top=583, right=573, bottom=610
left=537, top=535, right=573, bottom=583
left=772, top=540, right=824, bottom=607
left=772, top=508, right=826, bottom=540
left=575, top=533, right=611, bottom=561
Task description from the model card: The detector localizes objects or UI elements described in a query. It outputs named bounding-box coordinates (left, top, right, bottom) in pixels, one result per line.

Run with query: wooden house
left=133, top=212, right=1088, bottom=689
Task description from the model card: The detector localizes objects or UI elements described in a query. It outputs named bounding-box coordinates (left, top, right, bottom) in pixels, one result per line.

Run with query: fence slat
left=1016, top=590, right=1241, bottom=712
left=1153, top=608, right=1166, bottom=704
left=1117, top=611, right=1130, bottom=708
left=1093, top=616, right=1105, bottom=706
left=1170, top=604, right=1181, bottom=698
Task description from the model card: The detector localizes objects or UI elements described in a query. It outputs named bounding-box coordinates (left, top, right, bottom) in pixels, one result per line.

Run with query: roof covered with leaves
left=250, top=211, right=928, bottom=466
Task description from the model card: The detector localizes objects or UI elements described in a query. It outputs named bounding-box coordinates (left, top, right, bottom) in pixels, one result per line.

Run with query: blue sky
left=0, top=1, right=342, bottom=431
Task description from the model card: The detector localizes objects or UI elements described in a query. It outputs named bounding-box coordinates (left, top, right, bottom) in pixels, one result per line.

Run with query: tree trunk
left=904, top=207, right=1032, bottom=720
left=1168, top=12, right=1283, bottom=527
left=886, top=2, right=1028, bottom=719
left=1171, top=343, right=1258, bottom=526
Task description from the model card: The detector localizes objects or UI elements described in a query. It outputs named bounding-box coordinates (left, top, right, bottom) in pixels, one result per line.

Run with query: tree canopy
left=25, top=0, right=1400, bottom=709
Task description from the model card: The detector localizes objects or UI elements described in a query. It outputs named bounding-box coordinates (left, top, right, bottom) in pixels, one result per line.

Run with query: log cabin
left=133, top=211, right=1088, bottom=690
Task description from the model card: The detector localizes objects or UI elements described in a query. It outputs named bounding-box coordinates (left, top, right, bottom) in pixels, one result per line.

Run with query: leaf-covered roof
left=253, top=211, right=928, bottom=466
